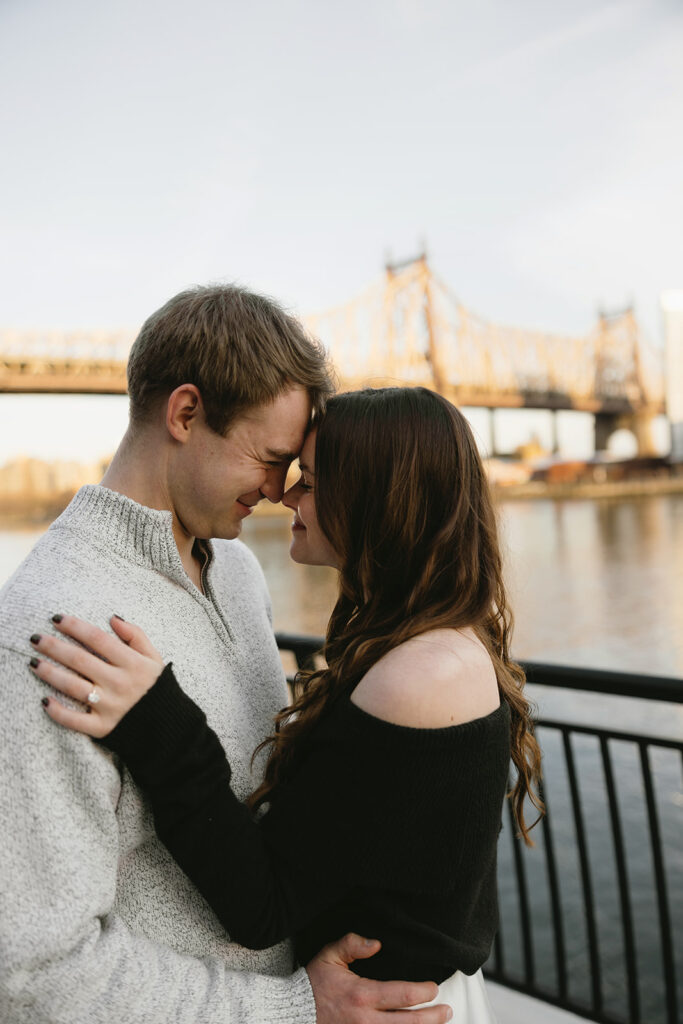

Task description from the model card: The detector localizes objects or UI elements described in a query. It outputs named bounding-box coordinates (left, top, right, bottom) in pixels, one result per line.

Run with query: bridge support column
left=550, top=410, right=560, bottom=455
left=486, top=408, right=499, bottom=458
left=629, top=412, right=658, bottom=457
left=594, top=413, right=619, bottom=454
left=662, top=291, right=683, bottom=461
left=594, top=411, right=658, bottom=457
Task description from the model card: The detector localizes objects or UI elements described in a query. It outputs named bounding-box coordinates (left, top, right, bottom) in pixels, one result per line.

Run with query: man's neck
left=100, top=429, right=203, bottom=589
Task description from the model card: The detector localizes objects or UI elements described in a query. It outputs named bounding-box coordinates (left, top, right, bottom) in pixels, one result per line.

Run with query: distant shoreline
left=2, top=474, right=683, bottom=529
left=491, top=474, right=683, bottom=501
left=0, top=493, right=78, bottom=528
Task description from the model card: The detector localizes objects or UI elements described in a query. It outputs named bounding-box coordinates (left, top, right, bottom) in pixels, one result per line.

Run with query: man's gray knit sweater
left=0, top=485, right=316, bottom=1024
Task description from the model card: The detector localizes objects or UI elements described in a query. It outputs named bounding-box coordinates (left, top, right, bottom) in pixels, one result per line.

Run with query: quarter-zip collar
left=53, top=485, right=216, bottom=601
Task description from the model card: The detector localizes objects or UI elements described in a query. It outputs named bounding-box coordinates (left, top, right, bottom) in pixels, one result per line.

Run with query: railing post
left=537, top=773, right=568, bottom=1002
left=599, top=736, right=640, bottom=1023
left=639, top=742, right=679, bottom=1024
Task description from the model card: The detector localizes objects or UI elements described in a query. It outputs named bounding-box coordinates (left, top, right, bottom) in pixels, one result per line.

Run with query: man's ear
left=166, top=384, right=204, bottom=443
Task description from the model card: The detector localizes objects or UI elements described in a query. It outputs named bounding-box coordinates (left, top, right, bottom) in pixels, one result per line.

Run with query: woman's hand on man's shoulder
left=349, top=628, right=500, bottom=729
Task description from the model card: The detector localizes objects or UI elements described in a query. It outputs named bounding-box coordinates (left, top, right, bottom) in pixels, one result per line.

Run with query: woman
left=30, top=387, right=542, bottom=1022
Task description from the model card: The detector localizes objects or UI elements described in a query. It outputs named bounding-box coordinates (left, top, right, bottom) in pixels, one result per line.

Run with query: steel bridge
left=0, top=257, right=666, bottom=453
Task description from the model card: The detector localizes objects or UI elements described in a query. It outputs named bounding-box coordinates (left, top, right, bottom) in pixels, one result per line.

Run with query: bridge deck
left=0, top=360, right=665, bottom=416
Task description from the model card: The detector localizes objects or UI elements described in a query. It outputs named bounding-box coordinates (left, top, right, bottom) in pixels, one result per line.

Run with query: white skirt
left=414, top=968, right=498, bottom=1022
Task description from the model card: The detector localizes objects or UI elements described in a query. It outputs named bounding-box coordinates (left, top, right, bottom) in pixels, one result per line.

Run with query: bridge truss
left=305, top=257, right=664, bottom=416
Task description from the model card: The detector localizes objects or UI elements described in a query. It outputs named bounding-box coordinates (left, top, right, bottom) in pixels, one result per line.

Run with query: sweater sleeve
left=101, top=665, right=508, bottom=953
left=101, top=665, right=352, bottom=950
left=0, top=648, right=316, bottom=1024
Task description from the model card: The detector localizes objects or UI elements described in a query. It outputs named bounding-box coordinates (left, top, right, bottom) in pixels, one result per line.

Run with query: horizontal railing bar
left=275, top=633, right=683, bottom=703
left=276, top=632, right=321, bottom=644
left=537, top=719, right=683, bottom=750
left=523, top=662, right=683, bottom=702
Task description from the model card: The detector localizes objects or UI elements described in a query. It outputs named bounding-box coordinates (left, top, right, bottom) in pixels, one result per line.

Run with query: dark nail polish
left=30, top=657, right=39, bottom=668
left=30, top=634, right=41, bottom=645
left=41, top=697, right=49, bottom=707
left=113, top=614, right=125, bottom=621
left=51, top=614, right=63, bottom=624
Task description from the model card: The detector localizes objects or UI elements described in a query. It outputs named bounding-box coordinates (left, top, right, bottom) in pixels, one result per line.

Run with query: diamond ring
left=87, top=689, right=101, bottom=705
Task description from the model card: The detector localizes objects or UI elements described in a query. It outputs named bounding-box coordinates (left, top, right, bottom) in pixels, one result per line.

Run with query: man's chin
left=213, top=520, right=242, bottom=541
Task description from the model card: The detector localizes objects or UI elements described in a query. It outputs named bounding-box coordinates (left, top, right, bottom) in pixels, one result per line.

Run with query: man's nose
left=260, top=464, right=290, bottom=503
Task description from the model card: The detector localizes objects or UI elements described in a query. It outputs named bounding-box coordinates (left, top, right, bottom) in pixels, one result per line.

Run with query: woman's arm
left=104, top=665, right=351, bottom=949
left=29, top=615, right=351, bottom=949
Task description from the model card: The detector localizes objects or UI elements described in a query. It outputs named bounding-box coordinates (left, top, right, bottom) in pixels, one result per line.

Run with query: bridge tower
left=662, top=291, right=683, bottom=461
left=592, top=308, right=659, bottom=457
left=594, top=410, right=658, bottom=457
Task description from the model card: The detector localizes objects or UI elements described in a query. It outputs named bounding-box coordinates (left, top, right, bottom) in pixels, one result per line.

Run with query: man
left=0, top=285, right=450, bottom=1023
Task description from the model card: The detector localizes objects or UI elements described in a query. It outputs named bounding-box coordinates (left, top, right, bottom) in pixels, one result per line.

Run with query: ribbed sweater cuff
left=256, top=967, right=316, bottom=1024
left=100, top=662, right=206, bottom=764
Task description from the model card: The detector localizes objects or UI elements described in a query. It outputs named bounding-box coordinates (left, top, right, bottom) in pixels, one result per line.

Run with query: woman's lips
left=291, top=518, right=306, bottom=531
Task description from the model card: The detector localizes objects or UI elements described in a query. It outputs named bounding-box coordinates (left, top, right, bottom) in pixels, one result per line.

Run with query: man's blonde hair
left=127, top=284, right=334, bottom=434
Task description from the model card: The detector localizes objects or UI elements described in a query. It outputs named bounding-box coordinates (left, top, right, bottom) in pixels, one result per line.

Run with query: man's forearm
left=1, top=922, right=315, bottom=1024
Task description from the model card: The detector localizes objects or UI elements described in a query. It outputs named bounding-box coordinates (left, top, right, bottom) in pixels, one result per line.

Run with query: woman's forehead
left=299, top=430, right=317, bottom=469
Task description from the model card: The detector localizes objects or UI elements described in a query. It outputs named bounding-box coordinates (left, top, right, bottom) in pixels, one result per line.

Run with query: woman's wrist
left=100, top=662, right=207, bottom=764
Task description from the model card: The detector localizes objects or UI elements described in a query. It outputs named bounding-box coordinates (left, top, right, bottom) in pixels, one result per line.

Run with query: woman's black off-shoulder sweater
left=103, top=665, right=511, bottom=982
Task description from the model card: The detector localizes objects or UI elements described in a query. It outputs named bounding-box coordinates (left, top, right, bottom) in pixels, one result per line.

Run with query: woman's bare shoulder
left=350, top=628, right=500, bottom=728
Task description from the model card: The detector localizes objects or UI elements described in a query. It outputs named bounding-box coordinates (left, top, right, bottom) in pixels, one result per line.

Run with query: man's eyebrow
left=264, top=447, right=298, bottom=461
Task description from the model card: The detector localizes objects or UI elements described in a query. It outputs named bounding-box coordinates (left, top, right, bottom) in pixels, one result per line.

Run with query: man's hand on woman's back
left=306, top=933, right=452, bottom=1024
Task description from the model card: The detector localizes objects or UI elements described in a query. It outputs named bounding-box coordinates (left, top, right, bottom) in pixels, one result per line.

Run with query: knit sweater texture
left=101, top=663, right=512, bottom=983
left=0, top=485, right=315, bottom=1024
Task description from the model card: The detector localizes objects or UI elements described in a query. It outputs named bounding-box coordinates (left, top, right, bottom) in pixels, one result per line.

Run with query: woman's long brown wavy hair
left=249, top=387, right=544, bottom=842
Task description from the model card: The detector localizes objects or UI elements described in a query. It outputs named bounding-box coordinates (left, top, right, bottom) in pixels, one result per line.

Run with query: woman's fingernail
left=29, top=657, right=40, bottom=669
left=51, top=614, right=63, bottom=623
left=30, top=634, right=41, bottom=645
left=41, top=697, right=49, bottom=707
left=113, top=614, right=125, bottom=621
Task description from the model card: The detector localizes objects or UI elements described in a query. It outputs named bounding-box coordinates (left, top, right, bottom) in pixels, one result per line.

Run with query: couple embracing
left=0, top=284, right=542, bottom=1023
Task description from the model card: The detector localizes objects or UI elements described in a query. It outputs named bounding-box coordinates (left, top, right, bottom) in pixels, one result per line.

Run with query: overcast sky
left=0, top=0, right=681, bottom=460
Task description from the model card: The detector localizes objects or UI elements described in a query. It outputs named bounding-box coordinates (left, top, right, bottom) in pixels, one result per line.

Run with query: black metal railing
left=275, top=633, right=683, bottom=1024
